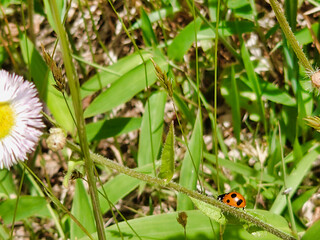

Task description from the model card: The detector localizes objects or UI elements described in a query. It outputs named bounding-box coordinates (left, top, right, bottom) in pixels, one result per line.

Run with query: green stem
left=67, top=141, right=296, bottom=240
left=214, top=0, right=221, bottom=195
left=268, top=0, right=313, bottom=72
left=48, top=1, right=106, bottom=239
left=279, top=125, right=298, bottom=238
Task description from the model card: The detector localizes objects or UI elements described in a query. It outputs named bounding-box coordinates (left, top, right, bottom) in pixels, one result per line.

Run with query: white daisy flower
left=0, top=70, right=44, bottom=169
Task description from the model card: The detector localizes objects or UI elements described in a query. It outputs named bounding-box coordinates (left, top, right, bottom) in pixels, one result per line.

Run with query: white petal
left=0, top=70, right=44, bottom=169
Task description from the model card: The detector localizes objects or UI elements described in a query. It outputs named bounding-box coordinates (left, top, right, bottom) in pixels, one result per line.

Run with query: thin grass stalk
left=22, top=161, right=65, bottom=238
left=189, top=0, right=204, bottom=193
left=10, top=167, right=25, bottom=240
left=268, top=0, right=313, bottom=72
left=48, top=1, right=106, bottom=239
left=214, top=0, right=221, bottom=195
left=279, top=124, right=298, bottom=238
left=214, top=1, right=222, bottom=238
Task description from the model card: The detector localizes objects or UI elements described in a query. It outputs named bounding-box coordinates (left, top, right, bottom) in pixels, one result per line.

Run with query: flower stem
left=48, top=1, right=106, bottom=239
left=268, top=0, right=313, bottom=72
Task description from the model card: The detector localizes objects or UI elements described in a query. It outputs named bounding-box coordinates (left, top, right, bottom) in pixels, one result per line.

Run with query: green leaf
left=227, top=0, right=250, bottom=8
left=203, top=152, right=275, bottom=183
left=191, top=197, right=226, bottom=225
left=1, top=0, right=26, bottom=7
left=130, top=5, right=180, bottom=30
left=0, top=224, right=9, bottom=240
left=159, top=121, right=175, bottom=183
left=302, top=219, right=320, bottom=240
left=224, top=225, right=279, bottom=240
left=240, top=74, right=296, bottom=107
left=198, top=21, right=254, bottom=39
left=292, top=187, right=317, bottom=216
left=80, top=51, right=152, bottom=98
left=19, top=34, right=74, bottom=132
left=0, top=169, right=16, bottom=197
left=43, top=0, right=66, bottom=32
left=140, top=8, right=158, bottom=47
left=71, top=179, right=96, bottom=239
left=247, top=209, right=293, bottom=236
left=137, top=91, right=167, bottom=167
left=80, top=210, right=219, bottom=240
left=227, top=0, right=252, bottom=20
left=177, top=111, right=203, bottom=210
left=0, top=196, right=50, bottom=224
left=295, top=22, right=320, bottom=46
left=86, top=117, right=142, bottom=141
left=168, top=17, right=202, bottom=61
left=84, top=56, right=168, bottom=118
left=260, top=81, right=296, bottom=106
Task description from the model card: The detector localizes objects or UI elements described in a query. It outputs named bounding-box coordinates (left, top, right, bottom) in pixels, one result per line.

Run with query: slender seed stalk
left=268, top=0, right=313, bottom=72
left=214, top=0, right=221, bottom=195
left=279, top=125, right=298, bottom=238
left=48, top=1, right=106, bottom=239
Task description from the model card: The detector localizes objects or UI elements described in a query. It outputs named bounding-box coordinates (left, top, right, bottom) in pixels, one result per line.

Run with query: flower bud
left=46, top=128, right=66, bottom=151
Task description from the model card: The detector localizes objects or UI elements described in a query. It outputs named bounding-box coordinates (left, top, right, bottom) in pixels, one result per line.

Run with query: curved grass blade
left=84, top=57, right=168, bottom=118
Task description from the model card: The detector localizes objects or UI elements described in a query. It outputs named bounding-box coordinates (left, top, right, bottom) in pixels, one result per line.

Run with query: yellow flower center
left=0, top=102, right=15, bottom=139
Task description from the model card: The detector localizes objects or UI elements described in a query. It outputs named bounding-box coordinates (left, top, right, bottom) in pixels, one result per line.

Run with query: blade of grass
left=167, top=17, right=202, bottom=61
left=84, top=57, right=168, bottom=118
left=86, top=117, right=142, bottom=141
left=240, top=39, right=267, bottom=133
left=140, top=7, right=158, bottom=47
left=71, top=179, right=96, bottom=239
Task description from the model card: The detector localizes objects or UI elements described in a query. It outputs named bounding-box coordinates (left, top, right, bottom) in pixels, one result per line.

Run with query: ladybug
left=217, top=191, right=246, bottom=209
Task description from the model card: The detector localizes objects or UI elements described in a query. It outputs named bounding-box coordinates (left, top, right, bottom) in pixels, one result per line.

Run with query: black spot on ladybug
left=226, top=199, right=230, bottom=203
left=231, top=193, right=237, bottom=198
left=237, top=199, right=243, bottom=206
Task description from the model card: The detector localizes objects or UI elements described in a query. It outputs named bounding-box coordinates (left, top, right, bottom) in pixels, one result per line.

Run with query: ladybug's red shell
left=217, top=192, right=246, bottom=209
